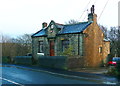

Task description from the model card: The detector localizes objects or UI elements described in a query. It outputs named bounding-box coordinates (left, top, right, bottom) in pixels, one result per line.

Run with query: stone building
left=32, top=5, right=110, bottom=68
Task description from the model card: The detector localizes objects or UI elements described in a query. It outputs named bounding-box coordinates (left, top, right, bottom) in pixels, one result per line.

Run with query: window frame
left=38, top=41, right=44, bottom=53
left=99, top=47, right=102, bottom=53
left=62, top=40, right=69, bottom=52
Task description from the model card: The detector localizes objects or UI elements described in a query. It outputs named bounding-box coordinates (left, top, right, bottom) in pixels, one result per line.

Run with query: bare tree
left=65, top=19, right=79, bottom=24
left=99, top=25, right=108, bottom=39
left=15, top=34, right=32, bottom=56
left=108, top=26, right=120, bottom=57
left=2, top=34, right=32, bottom=63
left=2, top=35, right=16, bottom=63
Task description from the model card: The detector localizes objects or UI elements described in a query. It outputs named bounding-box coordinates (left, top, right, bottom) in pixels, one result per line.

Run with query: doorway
left=49, top=40, right=55, bottom=56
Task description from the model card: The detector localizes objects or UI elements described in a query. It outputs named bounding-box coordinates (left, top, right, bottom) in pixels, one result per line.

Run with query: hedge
left=116, top=61, right=120, bottom=77
left=2, top=56, right=9, bottom=63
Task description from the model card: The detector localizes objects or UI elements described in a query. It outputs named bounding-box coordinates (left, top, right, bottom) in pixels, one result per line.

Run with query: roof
left=55, top=23, right=64, bottom=29
left=32, top=29, right=46, bottom=37
left=103, top=38, right=110, bottom=42
left=32, top=21, right=92, bottom=37
left=58, top=22, right=92, bottom=34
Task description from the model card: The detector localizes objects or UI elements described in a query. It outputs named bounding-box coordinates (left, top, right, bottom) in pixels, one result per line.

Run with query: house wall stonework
left=32, top=37, right=48, bottom=59
left=103, top=41, right=110, bottom=64
left=83, top=14, right=110, bottom=67
left=83, top=23, right=95, bottom=67
left=56, top=34, right=83, bottom=56
left=32, top=34, right=84, bottom=57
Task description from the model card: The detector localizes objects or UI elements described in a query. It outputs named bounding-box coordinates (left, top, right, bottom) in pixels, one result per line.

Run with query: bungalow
left=31, top=5, right=110, bottom=68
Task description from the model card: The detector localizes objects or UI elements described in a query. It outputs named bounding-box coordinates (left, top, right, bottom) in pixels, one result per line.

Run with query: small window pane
left=38, top=41, right=43, bottom=53
left=62, top=40, right=69, bottom=52
left=99, top=47, right=102, bottom=53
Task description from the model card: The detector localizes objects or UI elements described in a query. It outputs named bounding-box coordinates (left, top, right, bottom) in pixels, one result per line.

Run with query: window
left=38, top=41, right=43, bottom=53
left=99, top=47, right=102, bottom=53
left=62, top=40, right=69, bottom=51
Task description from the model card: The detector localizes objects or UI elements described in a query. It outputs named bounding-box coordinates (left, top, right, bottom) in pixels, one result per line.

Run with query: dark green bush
left=116, top=61, right=120, bottom=77
left=107, top=61, right=120, bottom=78
left=2, top=56, right=9, bottom=63
left=107, top=66, right=117, bottom=76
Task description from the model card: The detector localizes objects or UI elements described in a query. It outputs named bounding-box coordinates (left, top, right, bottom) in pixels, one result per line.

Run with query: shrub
left=107, top=66, right=117, bottom=76
left=2, top=56, right=9, bottom=63
left=107, top=61, right=120, bottom=77
left=61, top=45, right=74, bottom=56
left=116, top=61, right=120, bottom=76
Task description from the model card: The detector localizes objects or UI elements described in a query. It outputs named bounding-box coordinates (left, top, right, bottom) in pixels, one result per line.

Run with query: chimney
left=42, top=22, right=47, bottom=28
left=88, top=5, right=97, bottom=23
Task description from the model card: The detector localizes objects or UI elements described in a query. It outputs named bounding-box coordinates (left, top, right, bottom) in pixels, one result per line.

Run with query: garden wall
left=38, top=56, right=84, bottom=69
left=15, top=56, right=32, bottom=65
left=67, top=57, right=85, bottom=69
left=14, top=56, right=85, bottom=69
left=38, top=56, right=67, bottom=69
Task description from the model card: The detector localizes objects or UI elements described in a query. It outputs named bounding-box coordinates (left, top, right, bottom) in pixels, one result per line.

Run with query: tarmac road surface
left=1, top=64, right=118, bottom=85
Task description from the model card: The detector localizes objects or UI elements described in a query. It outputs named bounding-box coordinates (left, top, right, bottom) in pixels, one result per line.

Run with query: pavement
left=1, top=64, right=119, bottom=84
left=70, top=67, right=108, bottom=74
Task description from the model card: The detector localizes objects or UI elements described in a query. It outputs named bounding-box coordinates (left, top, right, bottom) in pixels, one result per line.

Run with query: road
left=0, top=65, right=118, bottom=85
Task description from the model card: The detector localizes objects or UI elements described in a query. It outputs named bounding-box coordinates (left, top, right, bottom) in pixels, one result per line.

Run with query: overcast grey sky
left=0, top=0, right=119, bottom=37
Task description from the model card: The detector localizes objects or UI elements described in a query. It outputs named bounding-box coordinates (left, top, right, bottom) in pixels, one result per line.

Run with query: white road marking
left=31, top=68, right=98, bottom=80
left=0, top=77, right=24, bottom=86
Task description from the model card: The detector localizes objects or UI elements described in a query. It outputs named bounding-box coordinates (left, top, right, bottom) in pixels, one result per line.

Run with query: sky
left=0, top=0, right=119, bottom=38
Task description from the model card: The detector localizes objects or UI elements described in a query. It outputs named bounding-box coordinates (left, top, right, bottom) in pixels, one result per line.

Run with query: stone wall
left=38, top=56, right=67, bottom=69
left=38, top=56, right=84, bottom=69
left=67, top=56, right=85, bottom=69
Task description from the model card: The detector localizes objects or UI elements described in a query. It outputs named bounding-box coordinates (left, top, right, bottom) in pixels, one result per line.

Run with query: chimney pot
left=42, top=22, right=47, bottom=28
left=88, top=5, right=97, bottom=23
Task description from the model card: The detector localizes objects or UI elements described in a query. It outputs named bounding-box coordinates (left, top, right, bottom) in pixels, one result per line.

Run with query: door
left=49, top=40, right=55, bottom=56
